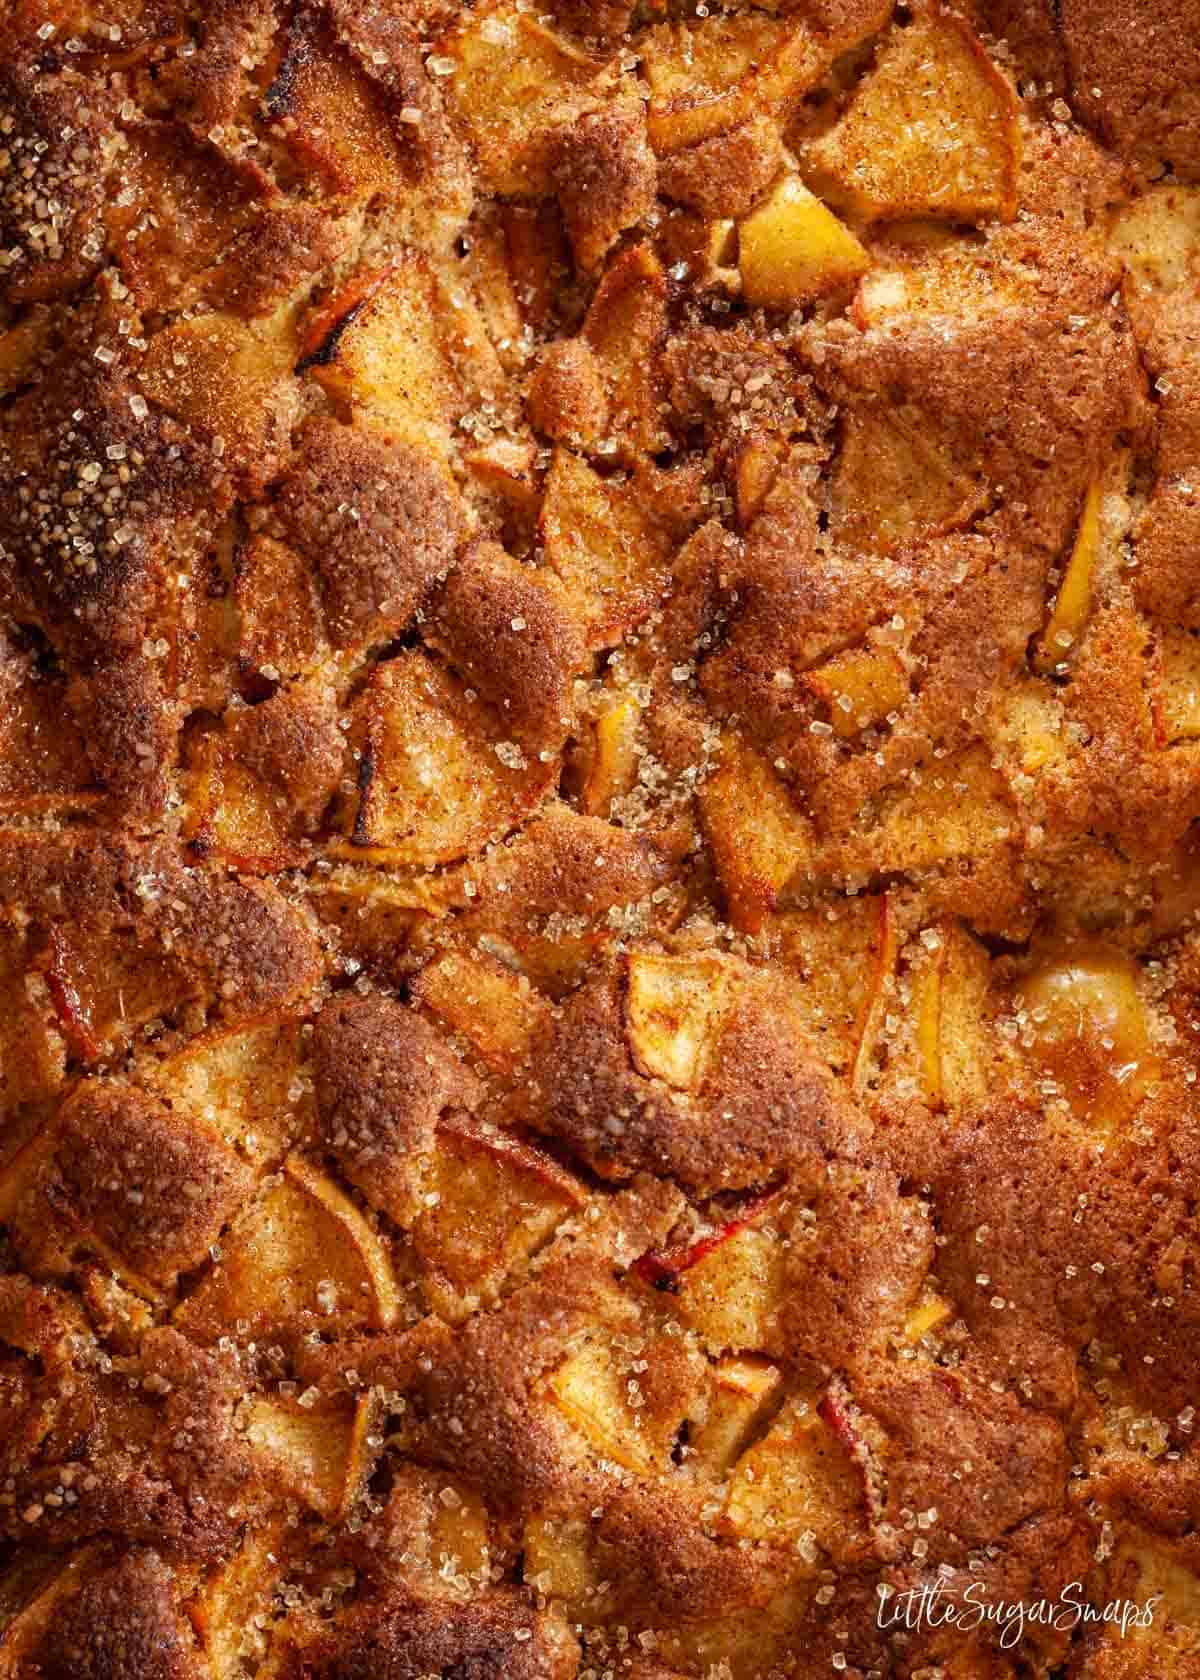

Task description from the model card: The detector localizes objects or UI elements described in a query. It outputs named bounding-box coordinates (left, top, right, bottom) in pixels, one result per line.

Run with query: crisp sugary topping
left=1, top=1, right=1200, bottom=1676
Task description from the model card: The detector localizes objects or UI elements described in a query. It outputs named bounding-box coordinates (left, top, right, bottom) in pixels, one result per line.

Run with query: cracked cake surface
left=1, top=1, right=1200, bottom=1677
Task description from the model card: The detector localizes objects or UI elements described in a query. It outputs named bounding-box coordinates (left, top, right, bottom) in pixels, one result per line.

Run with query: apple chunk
left=1016, top=945, right=1160, bottom=1128
left=441, top=2, right=609, bottom=195
left=851, top=892, right=898, bottom=1095
left=296, top=258, right=476, bottom=458
left=644, top=5, right=889, bottom=156
left=581, top=692, right=642, bottom=817
left=1154, top=629, right=1200, bottom=744
left=582, top=243, right=671, bottom=460
left=700, top=737, right=814, bottom=934
left=175, top=1153, right=398, bottom=1342
left=689, top=1355, right=783, bottom=1473
left=803, top=12, right=1019, bottom=223
left=738, top=175, right=870, bottom=307
left=541, top=449, right=674, bottom=648
left=242, top=1391, right=380, bottom=1520
left=547, top=1341, right=656, bottom=1473
left=142, top=1018, right=310, bottom=1166
left=805, top=642, right=909, bottom=738
left=624, top=947, right=735, bottom=1090
left=634, top=1185, right=788, bottom=1353
left=412, top=950, right=551, bottom=1073
left=906, top=921, right=994, bottom=1110
left=412, top=1116, right=585, bottom=1318
left=902, top=1286, right=954, bottom=1346
left=1035, top=481, right=1103, bottom=673
left=335, top=652, right=557, bottom=868
left=1109, top=184, right=1200, bottom=296
left=723, top=1392, right=869, bottom=1563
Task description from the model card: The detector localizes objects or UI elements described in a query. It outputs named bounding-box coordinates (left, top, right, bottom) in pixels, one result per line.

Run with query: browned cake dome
left=2, top=2, right=1200, bottom=1677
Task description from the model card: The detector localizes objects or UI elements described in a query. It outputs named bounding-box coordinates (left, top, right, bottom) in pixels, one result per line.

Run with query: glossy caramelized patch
left=2, top=1, right=1200, bottom=1677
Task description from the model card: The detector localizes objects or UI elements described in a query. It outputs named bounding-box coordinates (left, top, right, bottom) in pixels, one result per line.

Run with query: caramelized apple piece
left=907, top=921, right=993, bottom=1109
left=522, top=1516, right=597, bottom=1613
left=175, top=1153, right=398, bottom=1341
left=189, top=1526, right=282, bottom=1677
left=1035, top=481, right=1103, bottom=673
left=723, top=1393, right=867, bottom=1561
left=850, top=226, right=1032, bottom=329
left=635, top=1184, right=788, bottom=1353
left=832, top=748, right=1017, bottom=882
left=142, top=1019, right=311, bottom=1167
left=660, top=213, right=740, bottom=296
left=0, top=922, right=64, bottom=1111
left=803, top=12, right=1019, bottom=223
left=689, top=1355, right=784, bottom=1472
left=305, top=867, right=444, bottom=984
left=183, top=740, right=306, bottom=876
left=987, top=681, right=1071, bottom=778
left=499, top=203, right=570, bottom=332
left=296, top=265, right=395, bottom=367
left=335, top=652, right=557, bottom=868
left=264, top=14, right=410, bottom=202
left=624, top=947, right=734, bottom=1090
left=644, top=12, right=796, bottom=153
left=643, top=6, right=886, bottom=156
left=1154, top=629, right=1200, bottom=744
left=297, top=258, right=471, bottom=458
left=41, top=921, right=195, bottom=1067
left=700, top=738, right=813, bottom=934
left=1109, top=184, right=1200, bottom=295
left=805, top=642, right=909, bottom=738
left=1017, top=946, right=1160, bottom=1126
left=136, top=310, right=298, bottom=476
left=413, top=949, right=551, bottom=1073
left=414, top=1116, right=585, bottom=1319
left=851, top=893, right=898, bottom=1094
left=547, top=1341, right=656, bottom=1472
left=541, top=450, right=673, bottom=647
left=669, top=1225, right=786, bottom=1354
left=733, top=433, right=788, bottom=528
left=441, top=3, right=610, bottom=195
left=769, top=893, right=891, bottom=1074
left=739, top=176, right=870, bottom=307
left=581, top=692, right=642, bottom=817
left=582, top=244, right=671, bottom=459
left=902, top=1287, right=953, bottom=1345
left=464, top=438, right=542, bottom=524
left=243, top=1391, right=380, bottom=1520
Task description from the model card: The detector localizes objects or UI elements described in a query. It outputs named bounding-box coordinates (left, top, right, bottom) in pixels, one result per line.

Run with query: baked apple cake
left=2, top=0, right=1200, bottom=1675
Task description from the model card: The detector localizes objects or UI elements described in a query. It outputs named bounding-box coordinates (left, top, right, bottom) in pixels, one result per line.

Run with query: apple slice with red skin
left=633, top=1181, right=786, bottom=1293
left=43, top=927, right=100, bottom=1065
left=816, top=1377, right=885, bottom=1530
left=295, top=266, right=396, bottom=373
left=851, top=892, right=897, bottom=1094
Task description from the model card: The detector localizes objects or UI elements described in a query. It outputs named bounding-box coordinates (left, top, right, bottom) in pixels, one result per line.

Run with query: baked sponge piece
left=2, top=2, right=1200, bottom=1676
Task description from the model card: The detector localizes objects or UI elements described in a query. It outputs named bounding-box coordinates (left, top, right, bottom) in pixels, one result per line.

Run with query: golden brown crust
left=273, top=419, right=465, bottom=653
left=313, top=992, right=482, bottom=1223
left=425, top=539, right=586, bottom=754
left=13, top=1080, right=255, bottom=1286
left=552, top=108, right=657, bottom=275
left=3, top=4, right=1200, bottom=1676
left=34, top=1550, right=205, bottom=1680
left=1059, top=0, right=1200, bottom=181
